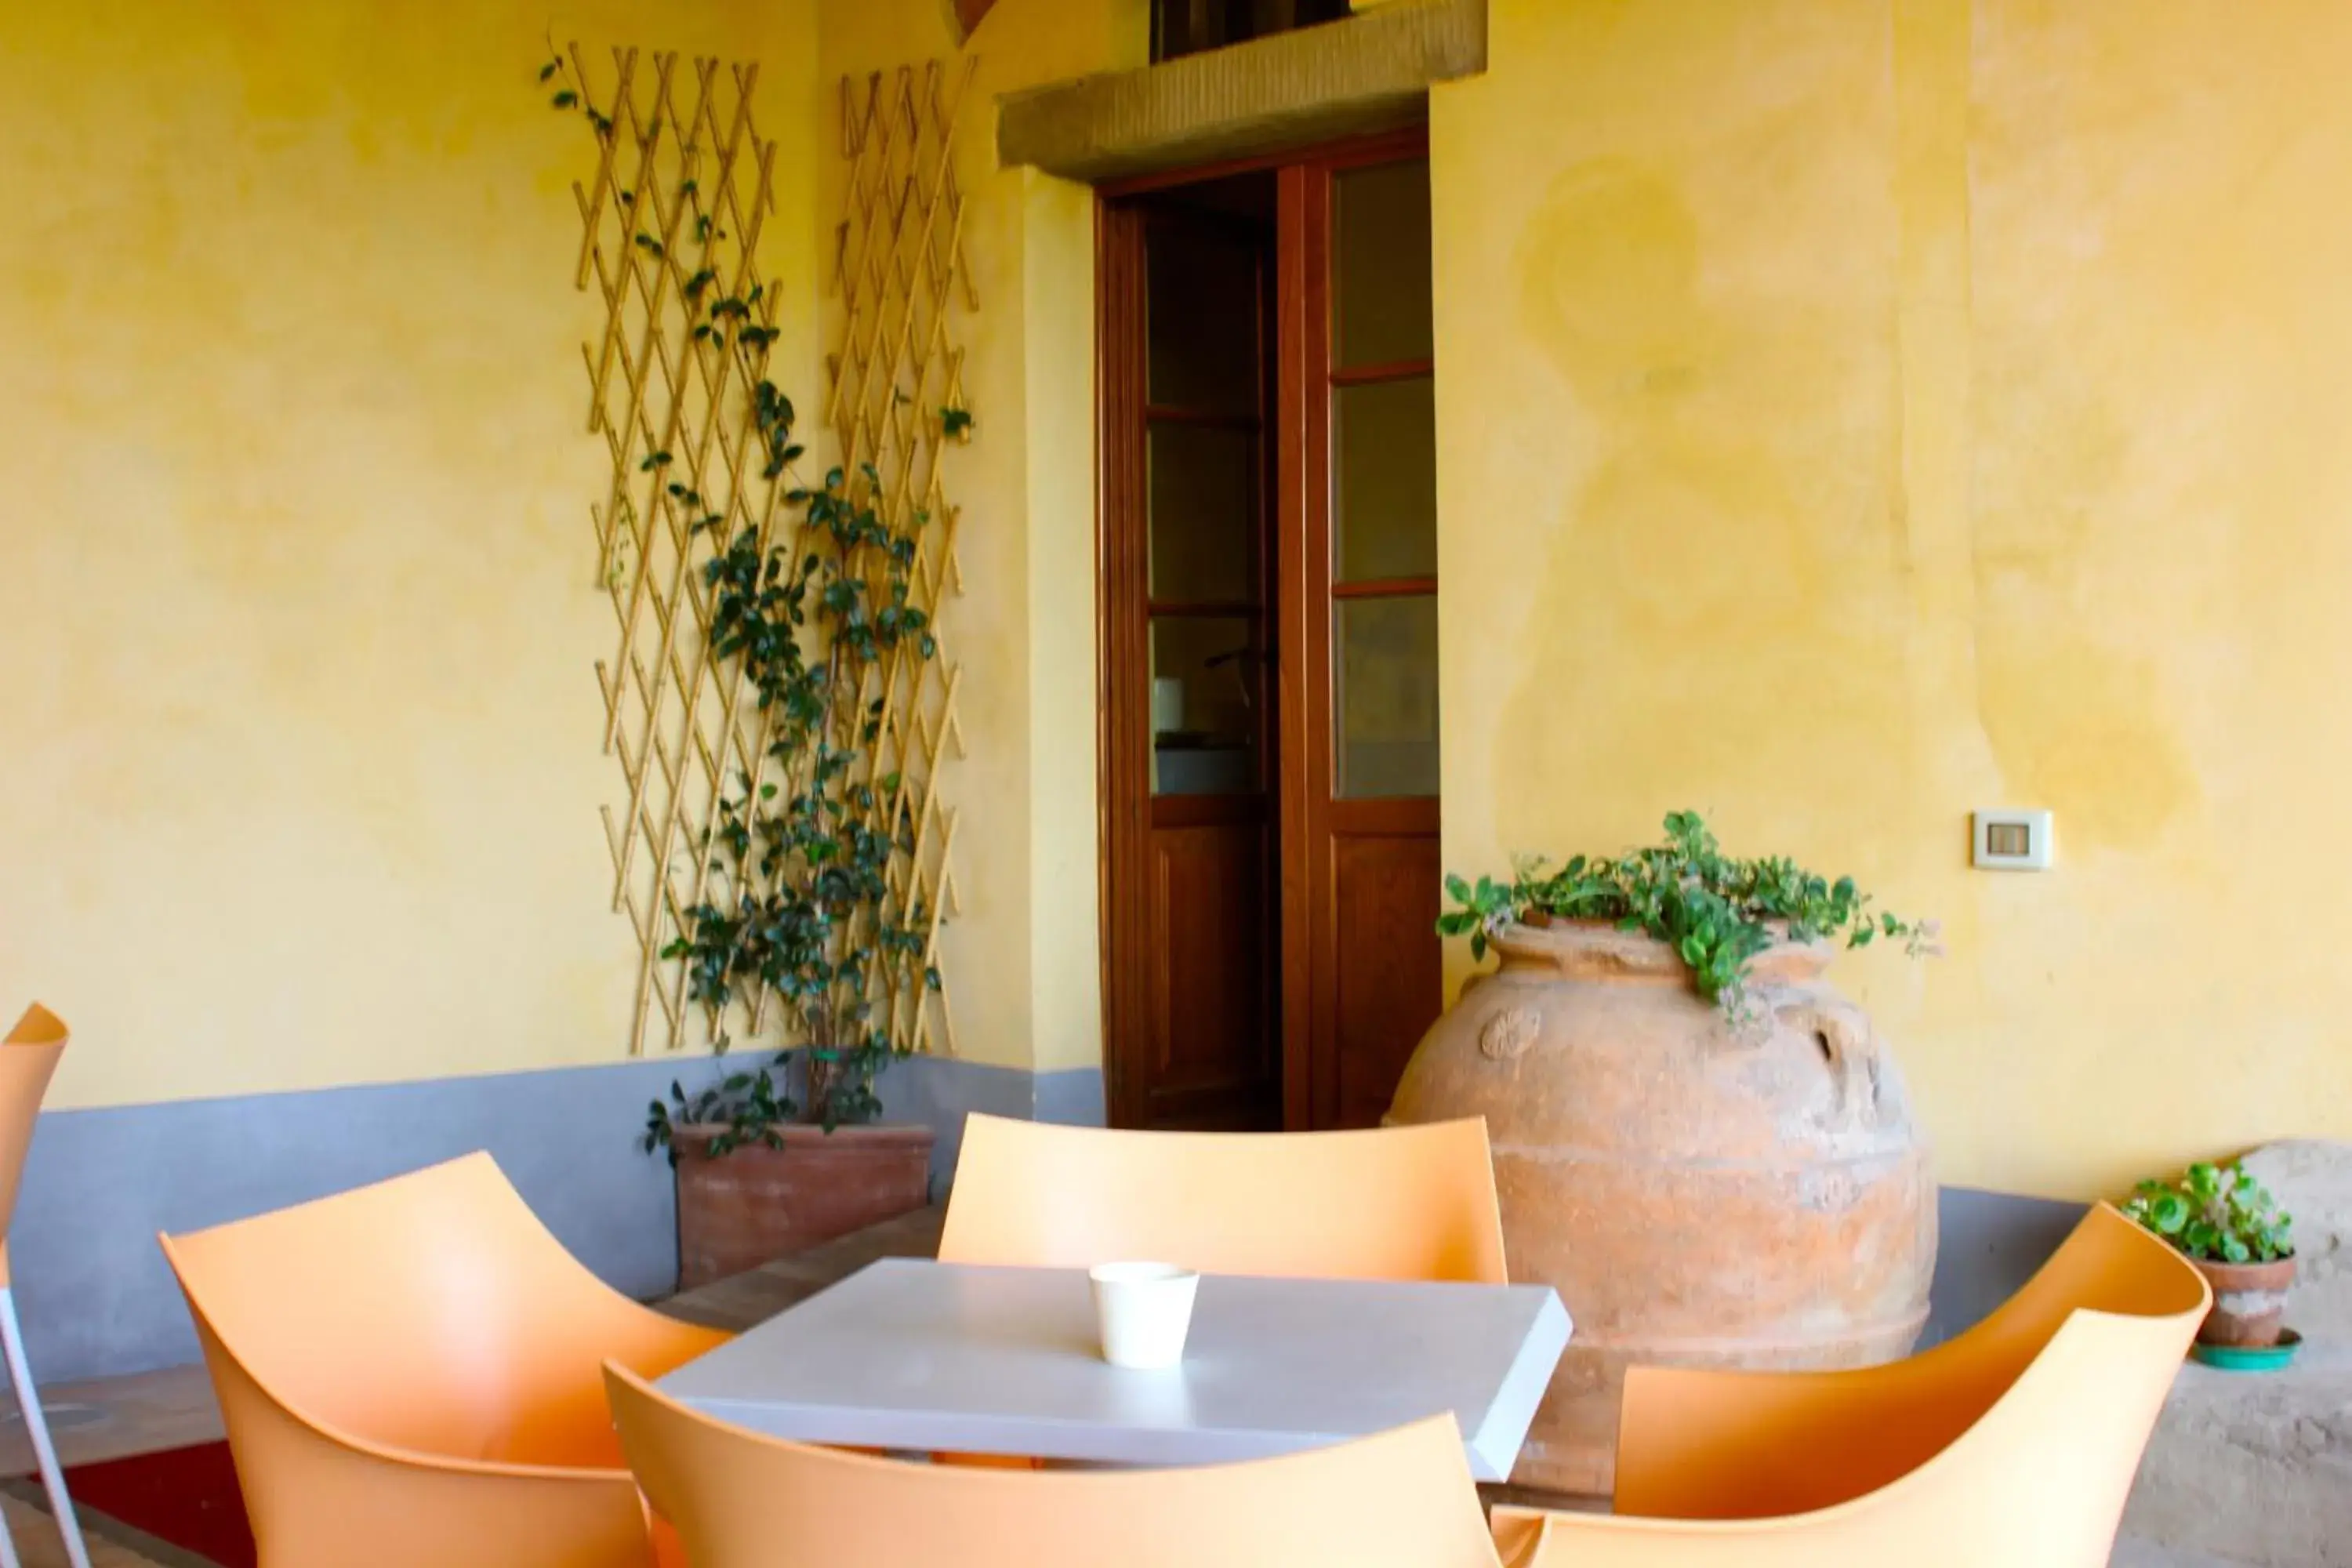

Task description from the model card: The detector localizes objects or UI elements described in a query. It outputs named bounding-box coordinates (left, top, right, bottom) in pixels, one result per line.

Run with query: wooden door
left=1099, top=186, right=1283, bottom=1131
left=1098, top=138, right=1439, bottom=1134
left=1278, top=138, right=1443, bottom=1130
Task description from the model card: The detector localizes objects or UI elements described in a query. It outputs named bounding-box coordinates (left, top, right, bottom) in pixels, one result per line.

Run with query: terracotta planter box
left=672, top=1122, right=935, bottom=1290
left=2190, top=1254, right=2296, bottom=1347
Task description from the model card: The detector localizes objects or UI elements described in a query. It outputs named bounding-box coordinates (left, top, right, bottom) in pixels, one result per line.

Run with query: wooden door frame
left=1094, top=125, right=1432, bottom=1133
left=1095, top=198, right=1149, bottom=1131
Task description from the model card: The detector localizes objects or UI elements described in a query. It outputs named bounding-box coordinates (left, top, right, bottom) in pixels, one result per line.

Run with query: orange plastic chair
left=1490, top=1202, right=2209, bottom=1568
left=604, top=1361, right=1510, bottom=1568
left=159, top=1152, right=730, bottom=1568
left=938, top=1113, right=1508, bottom=1283
left=0, top=1004, right=92, bottom=1568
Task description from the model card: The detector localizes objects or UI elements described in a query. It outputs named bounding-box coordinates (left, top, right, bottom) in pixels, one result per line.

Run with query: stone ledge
left=2112, top=1540, right=2248, bottom=1568
left=997, top=0, right=1484, bottom=183
left=2125, top=1345, right=2352, bottom=1567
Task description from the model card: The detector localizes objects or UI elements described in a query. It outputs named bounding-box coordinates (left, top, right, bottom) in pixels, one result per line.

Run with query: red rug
left=62, top=1442, right=254, bottom=1568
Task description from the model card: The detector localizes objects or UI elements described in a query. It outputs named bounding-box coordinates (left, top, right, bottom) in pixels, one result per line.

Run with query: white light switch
left=1973, top=810, right=2053, bottom=870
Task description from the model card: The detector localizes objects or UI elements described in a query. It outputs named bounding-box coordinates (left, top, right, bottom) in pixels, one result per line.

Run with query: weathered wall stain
left=1482, top=10, right=1912, bottom=881
left=1439, top=0, right=2352, bottom=1194
left=16, top=0, right=2352, bottom=1198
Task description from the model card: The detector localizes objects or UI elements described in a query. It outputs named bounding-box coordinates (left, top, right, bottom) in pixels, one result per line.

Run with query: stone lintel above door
left=998, top=0, right=1484, bottom=183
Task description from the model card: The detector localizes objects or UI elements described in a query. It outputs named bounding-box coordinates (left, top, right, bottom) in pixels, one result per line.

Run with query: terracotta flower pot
left=672, top=1122, right=935, bottom=1290
left=2189, top=1254, right=2296, bottom=1348
left=1388, top=920, right=1936, bottom=1496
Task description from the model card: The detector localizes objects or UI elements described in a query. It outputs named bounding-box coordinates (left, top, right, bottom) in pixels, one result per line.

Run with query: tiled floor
left=666, top=1203, right=946, bottom=1330
left=0, top=1363, right=222, bottom=1479
left=0, top=1491, right=179, bottom=1567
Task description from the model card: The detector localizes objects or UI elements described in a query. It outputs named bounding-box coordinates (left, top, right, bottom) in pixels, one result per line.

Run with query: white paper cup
left=1088, top=1261, right=1200, bottom=1369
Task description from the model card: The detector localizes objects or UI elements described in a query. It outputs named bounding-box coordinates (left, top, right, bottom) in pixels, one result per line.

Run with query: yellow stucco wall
left=1, top=0, right=1121, bottom=1105
left=1436, top=0, right=2352, bottom=1195
left=0, top=0, right=822, bottom=1107
left=17, top=0, right=2347, bottom=1196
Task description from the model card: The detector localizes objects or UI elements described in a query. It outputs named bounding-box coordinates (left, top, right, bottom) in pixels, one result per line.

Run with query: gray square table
left=659, top=1258, right=1572, bottom=1480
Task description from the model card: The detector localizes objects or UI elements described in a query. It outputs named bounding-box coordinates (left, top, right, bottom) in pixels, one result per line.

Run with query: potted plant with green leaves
left=1390, top=811, right=1940, bottom=1492
left=2124, top=1161, right=2296, bottom=1349
left=642, top=407, right=946, bottom=1289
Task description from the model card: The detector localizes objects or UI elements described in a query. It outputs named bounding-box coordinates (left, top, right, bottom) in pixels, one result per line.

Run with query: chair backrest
left=937, top=1115, right=1508, bottom=1283
left=605, top=1363, right=1504, bottom=1568
left=178, top=1301, right=661, bottom=1568
left=160, top=1154, right=721, bottom=1568
left=1592, top=1203, right=2209, bottom=1567
left=0, top=1004, right=70, bottom=1270
left=159, top=1151, right=717, bottom=1469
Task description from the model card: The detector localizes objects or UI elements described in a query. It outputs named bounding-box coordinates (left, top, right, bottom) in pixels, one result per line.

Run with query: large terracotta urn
left=1388, top=919, right=1935, bottom=1496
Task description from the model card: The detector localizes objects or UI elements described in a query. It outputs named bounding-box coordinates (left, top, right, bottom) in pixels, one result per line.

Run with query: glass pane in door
left=1334, top=158, right=1433, bottom=368
left=1327, top=156, right=1436, bottom=802
left=1151, top=616, right=1261, bottom=795
left=1335, top=594, right=1438, bottom=798
left=1333, top=374, right=1436, bottom=583
left=1149, top=423, right=1257, bottom=604
left=1148, top=223, right=1260, bottom=416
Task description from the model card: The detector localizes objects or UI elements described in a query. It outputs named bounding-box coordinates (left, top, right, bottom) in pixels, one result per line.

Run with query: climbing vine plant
left=542, top=46, right=974, bottom=1132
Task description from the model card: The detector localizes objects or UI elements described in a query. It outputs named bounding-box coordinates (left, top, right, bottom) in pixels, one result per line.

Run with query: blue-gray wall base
left=16, top=1052, right=1106, bottom=1384
left=866, top=1055, right=1107, bottom=1182
left=20, top=1061, right=2067, bottom=1385
left=1920, top=1185, right=2087, bottom=1348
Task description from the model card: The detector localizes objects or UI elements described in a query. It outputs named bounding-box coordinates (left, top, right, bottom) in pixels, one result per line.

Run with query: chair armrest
left=1488, top=1504, right=1552, bottom=1568
left=1613, top=1355, right=1980, bottom=1520
left=1490, top=1503, right=1844, bottom=1568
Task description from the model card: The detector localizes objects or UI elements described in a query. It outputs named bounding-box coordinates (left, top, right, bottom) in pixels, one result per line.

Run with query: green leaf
left=2125, top=1161, right=2293, bottom=1261
left=1438, top=811, right=1929, bottom=1019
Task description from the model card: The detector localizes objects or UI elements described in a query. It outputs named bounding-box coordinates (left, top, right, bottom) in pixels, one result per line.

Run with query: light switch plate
left=1973, top=810, right=2053, bottom=870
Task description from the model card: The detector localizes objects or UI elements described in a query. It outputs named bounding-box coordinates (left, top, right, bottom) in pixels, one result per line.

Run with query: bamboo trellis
left=823, top=64, right=978, bottom=1067
left=564, top=47, right=972, bottom=1062
left=824, top=59, right=977, bottom=1062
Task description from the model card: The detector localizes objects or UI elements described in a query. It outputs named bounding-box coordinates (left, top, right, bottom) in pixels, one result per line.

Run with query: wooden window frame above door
left=1093, top=126, right=1425, bottom=202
